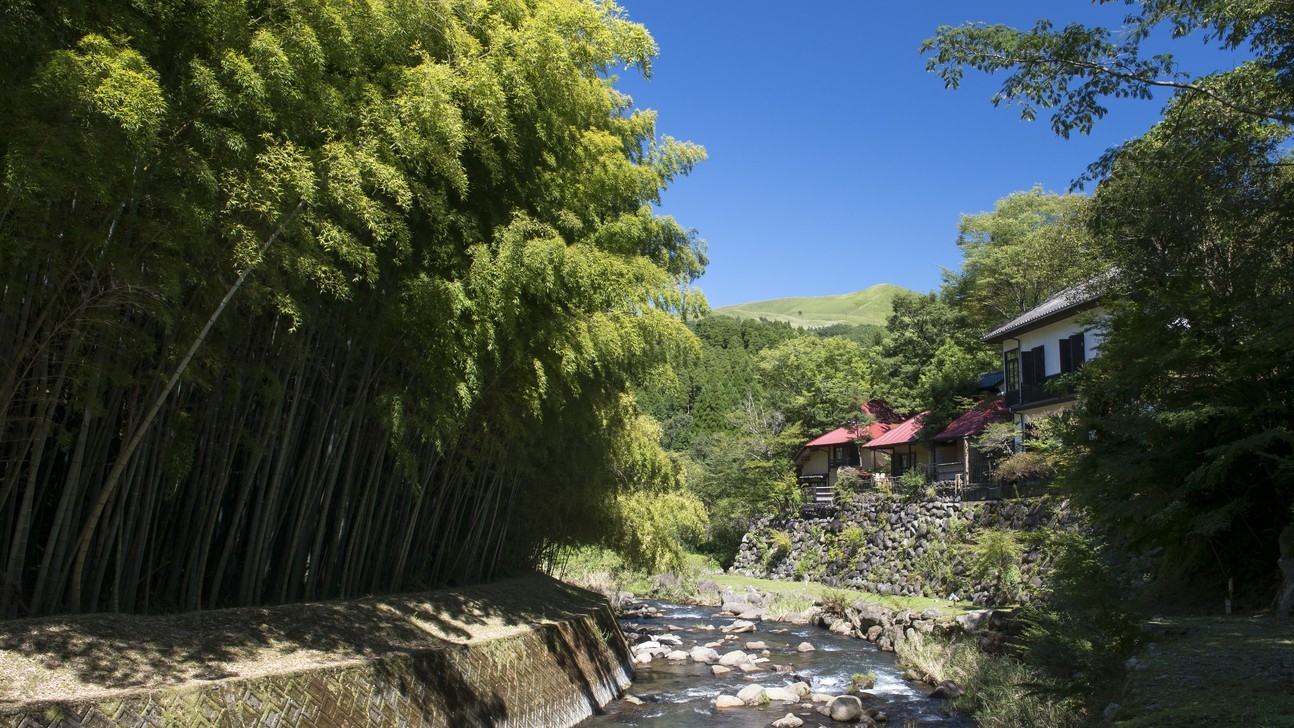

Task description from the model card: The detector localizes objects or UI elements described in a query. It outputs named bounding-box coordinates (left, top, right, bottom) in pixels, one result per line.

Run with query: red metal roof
left=795, top=400, right=907, bottom=458
left=933, top=397, right=1007, bottom=441
left=861, top=411, right=928, bottom=449
left=803, top=425, right=862, bottom=448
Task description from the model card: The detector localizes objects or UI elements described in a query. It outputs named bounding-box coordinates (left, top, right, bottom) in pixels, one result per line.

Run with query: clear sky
left=613, top=1, right=1244, bottom=308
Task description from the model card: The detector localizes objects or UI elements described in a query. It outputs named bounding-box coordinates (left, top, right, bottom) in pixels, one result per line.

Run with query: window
left=892, top=451, right=914, bottom=476
left=1058, top=332, right=1086, bottom=373
left=1004, top=349, right=1020, bottom=392
left=1020, top=345, right=1045, bottom=385
left=831, top=444, right=859, bottom=467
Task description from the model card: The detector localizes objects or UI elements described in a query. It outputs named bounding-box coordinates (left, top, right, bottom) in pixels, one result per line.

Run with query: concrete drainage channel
left=0, top=573, right=631, bottom=728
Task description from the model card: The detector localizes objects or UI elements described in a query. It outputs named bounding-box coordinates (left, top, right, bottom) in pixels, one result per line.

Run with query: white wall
left=1000, top=309, right=1105, bottom=376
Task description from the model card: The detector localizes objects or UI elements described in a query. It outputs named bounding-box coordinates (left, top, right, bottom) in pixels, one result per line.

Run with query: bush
left=764, top=530, right=793, bottom=568
left=839, top=525, right=868, bottom=551
left=966, top=529, right=1024, bottom=605
left=991, top=450, right=1058, bottom=483
left=897, top=633, right=1079, bottom=728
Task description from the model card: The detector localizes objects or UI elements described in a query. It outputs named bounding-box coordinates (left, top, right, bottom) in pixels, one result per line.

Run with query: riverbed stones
left=666, top=649, right=688, bottom=661
left=826, top=695, right=864, bottom=721
left=745, top=640, right=767, bottom=650
left=723, top=619, right=758, bottom=633
left=715, top=695, right=745, bottom=709
left=710, top=665, right=732, bottom=676
left=737, top=684, right=766, bottom=704
left=719, top=650, right=749, bottom=666
left=764, top=686, right=801, bottom=704
left=796, top=641, right=816, bottom=652
left=690, top=646, right=720, bottom=664
left=771, top=713, right=804, bottom=728
left=929, top=680, right=965, bottom=700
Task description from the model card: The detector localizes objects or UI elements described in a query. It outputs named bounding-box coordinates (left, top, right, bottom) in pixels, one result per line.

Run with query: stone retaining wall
left=731, top=494, right=1078, bottom=605
left=1, top=575, right=631, bottom=728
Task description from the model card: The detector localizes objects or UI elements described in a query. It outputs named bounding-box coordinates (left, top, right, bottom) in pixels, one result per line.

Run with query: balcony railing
left=1005, top=375, right=1076, bottom=409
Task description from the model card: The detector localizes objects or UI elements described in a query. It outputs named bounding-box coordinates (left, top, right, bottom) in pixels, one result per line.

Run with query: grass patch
left=710, top=573, right=977, bottom=616
left=1115, top=614, right=1294, bottom=727
left=897, top=633, right=1078, bottom=728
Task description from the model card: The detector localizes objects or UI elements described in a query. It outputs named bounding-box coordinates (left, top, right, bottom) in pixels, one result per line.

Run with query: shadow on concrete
left=0, top=571, right=610, bottom=706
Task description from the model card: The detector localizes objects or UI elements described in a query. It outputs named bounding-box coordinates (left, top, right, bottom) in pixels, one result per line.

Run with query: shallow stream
left=577, top=602, right=973, bottom=727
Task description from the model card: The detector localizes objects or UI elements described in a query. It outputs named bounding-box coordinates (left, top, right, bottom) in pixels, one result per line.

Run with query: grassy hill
left=710, top=283, right=910, bottom=328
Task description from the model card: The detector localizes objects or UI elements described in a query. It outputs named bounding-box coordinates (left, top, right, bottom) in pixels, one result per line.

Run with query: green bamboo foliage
left=0, top=0, right=705, bottom=617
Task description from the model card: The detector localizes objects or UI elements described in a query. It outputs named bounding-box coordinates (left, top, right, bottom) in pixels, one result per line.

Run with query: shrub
left=819, top=588, right=853, bottom=614
left=764, top=530, right=793, bottom=568
left=966, top=529, right=1024, bottom=604
left=839, top=525, right=868, bottom=551
left=992, top=451, right=1058, bottom=483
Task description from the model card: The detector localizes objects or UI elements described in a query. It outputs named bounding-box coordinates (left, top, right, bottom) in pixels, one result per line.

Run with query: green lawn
left=1115, top=613, right=1294, bottom=727
left=709, top=572, right=979, bottom=618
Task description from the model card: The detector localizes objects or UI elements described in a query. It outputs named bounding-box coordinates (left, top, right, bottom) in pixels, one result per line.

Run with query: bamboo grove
left=0, top=0, right=709, bottom=618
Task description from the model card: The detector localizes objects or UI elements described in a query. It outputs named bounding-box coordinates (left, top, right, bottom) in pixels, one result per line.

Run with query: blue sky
left=613, top=1, right=1245, bottom=308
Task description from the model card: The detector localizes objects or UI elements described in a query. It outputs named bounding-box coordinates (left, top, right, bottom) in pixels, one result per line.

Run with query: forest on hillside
left=2, top=0, right=1292, bottom=632
left=0, top=0, right=707, bottom=618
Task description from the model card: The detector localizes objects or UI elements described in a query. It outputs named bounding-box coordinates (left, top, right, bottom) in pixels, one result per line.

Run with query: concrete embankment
left=0, top=572, right=630, bottom=727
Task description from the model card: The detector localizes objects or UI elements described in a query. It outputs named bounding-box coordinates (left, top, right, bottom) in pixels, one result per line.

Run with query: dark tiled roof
left=981, top=279, right=1102, bottom=343
left=976, top=371, right=1005, bottom=391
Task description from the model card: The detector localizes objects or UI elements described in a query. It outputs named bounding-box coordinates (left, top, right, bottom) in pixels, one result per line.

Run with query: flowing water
left=577, top=602, right=973, bottom=728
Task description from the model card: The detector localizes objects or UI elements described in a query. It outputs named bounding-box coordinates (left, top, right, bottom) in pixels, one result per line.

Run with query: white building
left=981, top=280, right=1104, bottom=428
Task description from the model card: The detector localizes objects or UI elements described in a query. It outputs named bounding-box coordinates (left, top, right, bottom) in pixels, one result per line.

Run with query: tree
left=756, top=334, right=877, bottom=434
left=877, top=292, right=988, bottom=414
left=0, top=0, right=706, bottom=617
left=942, top=187, right=1101, bottom=333
left=924, top=0, right=1294, bottom=598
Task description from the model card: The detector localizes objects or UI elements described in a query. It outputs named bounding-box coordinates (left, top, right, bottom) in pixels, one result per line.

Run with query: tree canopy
left=925, top=0, right=1294, bottom=597
left=0, top=0, right=706, bottom=617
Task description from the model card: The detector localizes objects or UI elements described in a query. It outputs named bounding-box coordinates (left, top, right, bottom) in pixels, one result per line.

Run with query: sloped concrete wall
left=2, top=578, right=631, bottom=728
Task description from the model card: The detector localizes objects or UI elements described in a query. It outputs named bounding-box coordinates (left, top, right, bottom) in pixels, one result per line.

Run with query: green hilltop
left=709, top=283, right=911, bottom=328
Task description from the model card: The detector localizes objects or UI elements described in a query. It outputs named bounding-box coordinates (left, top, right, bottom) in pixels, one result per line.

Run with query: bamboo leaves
left=1, top=0, right=704, bottom=617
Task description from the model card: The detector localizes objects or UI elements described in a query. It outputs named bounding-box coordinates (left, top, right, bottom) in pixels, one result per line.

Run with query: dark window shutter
left=1070, top=332, right=1086, bottom=368
left=1020, top=349, right=1035, bottom=386
left=1030, top=345, right=1046, bottom=383
left=1058, top=338, right=1072, bottom=373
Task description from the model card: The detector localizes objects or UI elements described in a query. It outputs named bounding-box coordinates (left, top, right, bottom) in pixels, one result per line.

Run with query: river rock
left=787, top=681, right=811, bottom=697
left=796, top=641, right=816, bottom=652
left=719, top=650, right=750, bottom=666
left=711, top=665, right=732, bottom=676
left=622, top=694, right=644, bottom=706
left=827, top=695, right=864, bottom=721
left=715, top=695, right=745, bottom=709
left=724, top=619, right=758, bottom=633
left=690, top=646, right=720, bottom=663
left=745, top=640, right=768, bottom=650
left=772, top=713, right=804, bottom=728
left=764, top=686, right=801, bottom=704
left=737, top=684, right=766, bottom=704
left=929, top=680, right=965, bottom=700
left=666, top=649, right=688, bottom=661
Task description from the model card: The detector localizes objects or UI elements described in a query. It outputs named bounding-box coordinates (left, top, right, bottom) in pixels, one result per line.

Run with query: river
left=578, top=601, right=974, bottom=727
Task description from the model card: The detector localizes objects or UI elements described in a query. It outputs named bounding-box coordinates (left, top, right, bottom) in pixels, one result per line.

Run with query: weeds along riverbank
left=552, top=544, right=1294, bottom=727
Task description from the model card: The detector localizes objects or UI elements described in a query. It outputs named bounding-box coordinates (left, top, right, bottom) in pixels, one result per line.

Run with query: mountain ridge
left=709, top=283, right=911, bottom=328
